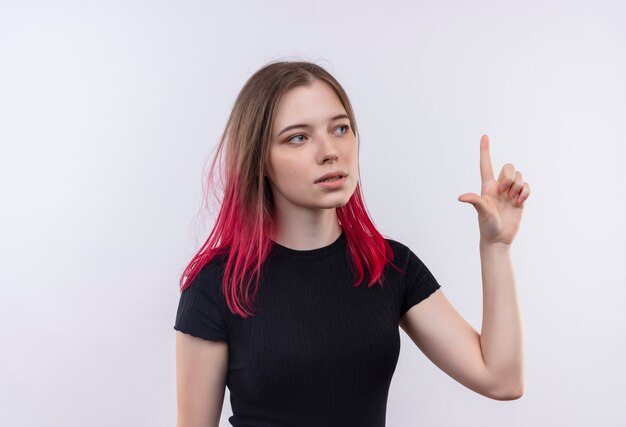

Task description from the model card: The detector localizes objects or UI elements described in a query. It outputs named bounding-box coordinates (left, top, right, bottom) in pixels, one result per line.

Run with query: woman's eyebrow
left=276, top=114, right=350, bottom=137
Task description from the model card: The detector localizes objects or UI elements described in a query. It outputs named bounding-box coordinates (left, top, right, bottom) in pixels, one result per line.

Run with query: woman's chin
left=316, top=196, right=352, bottom=209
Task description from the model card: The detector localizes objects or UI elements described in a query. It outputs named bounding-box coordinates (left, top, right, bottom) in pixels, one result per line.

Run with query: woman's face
left=266, top=79, right=359, bottom=216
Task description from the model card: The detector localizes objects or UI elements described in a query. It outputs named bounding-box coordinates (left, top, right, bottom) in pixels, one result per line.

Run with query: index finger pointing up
left=480, top=134, right=494, bottom=185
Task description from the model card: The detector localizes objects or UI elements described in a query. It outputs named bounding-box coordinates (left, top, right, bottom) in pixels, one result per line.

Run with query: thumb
left=458, top=193, right=488, bottom=216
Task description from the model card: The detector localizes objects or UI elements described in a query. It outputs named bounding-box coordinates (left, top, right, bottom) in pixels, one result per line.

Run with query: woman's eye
left=336, top=125, right=350, bottom=134
left=287, top=125, right=349, bottom=144
left=287, top=134, right=306, bottom=144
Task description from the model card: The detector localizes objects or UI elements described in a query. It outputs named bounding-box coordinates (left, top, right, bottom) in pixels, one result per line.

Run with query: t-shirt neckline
left=270, top=229, right=346, bottom=258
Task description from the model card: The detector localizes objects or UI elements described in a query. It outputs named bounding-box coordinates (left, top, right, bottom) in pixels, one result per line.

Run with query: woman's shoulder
left=383, top=235, right=412, bottom=256
left=382, top=235, right=427, bottom=270
left=188, top=251, right=229, bottom=289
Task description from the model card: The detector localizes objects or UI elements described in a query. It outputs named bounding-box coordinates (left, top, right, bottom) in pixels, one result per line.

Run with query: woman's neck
left=271, top=217, right=342, bottom=251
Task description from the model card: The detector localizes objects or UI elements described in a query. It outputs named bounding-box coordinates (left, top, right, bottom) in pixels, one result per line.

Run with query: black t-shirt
left=174, top=230, right=441, bottom=426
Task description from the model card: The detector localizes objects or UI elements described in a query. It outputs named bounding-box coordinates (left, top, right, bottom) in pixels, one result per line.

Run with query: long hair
left=179, top=60, right=401, bottom=318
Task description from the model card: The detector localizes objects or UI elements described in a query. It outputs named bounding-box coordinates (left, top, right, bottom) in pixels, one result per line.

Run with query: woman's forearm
left=478, top=241, right=524, bottom=398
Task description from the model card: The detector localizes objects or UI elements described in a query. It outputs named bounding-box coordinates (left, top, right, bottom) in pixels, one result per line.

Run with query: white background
left=1, top=1, right=625, bottom=426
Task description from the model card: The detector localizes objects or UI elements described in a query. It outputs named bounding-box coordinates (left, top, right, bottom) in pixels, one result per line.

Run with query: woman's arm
left=402, top=135, right=528, bottom=399
left=176, top=331, right=228, bottom=427
left=400, top=268, right=524, bottom=402
left=478, top=241, right=524, bottom=397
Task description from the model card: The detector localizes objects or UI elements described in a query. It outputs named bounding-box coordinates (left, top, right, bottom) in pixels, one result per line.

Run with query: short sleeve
left=400, top=248, right=441, bottom=317
left=173, top=266, right=229, bottom=342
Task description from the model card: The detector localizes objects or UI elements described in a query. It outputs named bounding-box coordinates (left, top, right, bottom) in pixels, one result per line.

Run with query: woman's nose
left=318, top=133, right=339, bottom=162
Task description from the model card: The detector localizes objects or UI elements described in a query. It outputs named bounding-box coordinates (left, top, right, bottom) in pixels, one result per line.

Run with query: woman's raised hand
left=457, top=135, right=531, bottom=246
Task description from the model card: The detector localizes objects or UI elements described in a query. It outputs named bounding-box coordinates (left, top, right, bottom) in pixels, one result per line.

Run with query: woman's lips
left=316, top=175, right=347, bottom=189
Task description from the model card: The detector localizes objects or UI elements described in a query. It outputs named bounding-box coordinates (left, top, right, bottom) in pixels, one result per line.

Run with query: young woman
left=174, top=60, right=530, bottom=427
